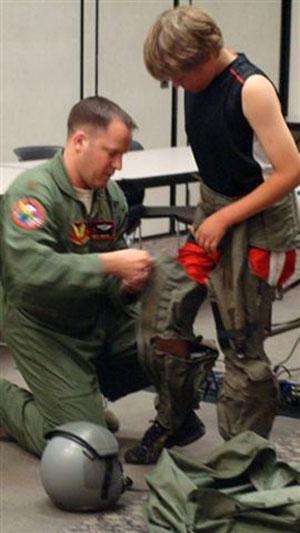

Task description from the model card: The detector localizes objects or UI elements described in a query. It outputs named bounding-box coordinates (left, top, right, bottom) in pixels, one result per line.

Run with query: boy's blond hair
left=144, top=6, right=223, bottom=80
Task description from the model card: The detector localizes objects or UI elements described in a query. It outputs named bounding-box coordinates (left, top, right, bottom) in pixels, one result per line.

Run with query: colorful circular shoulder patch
left=11, top=197, right=46, bottom=230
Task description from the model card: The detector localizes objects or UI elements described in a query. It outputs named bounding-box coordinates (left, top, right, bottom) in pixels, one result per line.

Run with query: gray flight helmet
left=41, top=421, right=125, bottom=512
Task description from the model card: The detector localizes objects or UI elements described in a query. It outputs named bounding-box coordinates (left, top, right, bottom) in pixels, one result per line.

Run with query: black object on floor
left=202, top=371, right=300, bottom=419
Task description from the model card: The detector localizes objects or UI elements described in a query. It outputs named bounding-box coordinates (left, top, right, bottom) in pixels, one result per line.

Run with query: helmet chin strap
left=101, top=458, right=133, bottom=499
left=101, top=458, right=114, bottom=500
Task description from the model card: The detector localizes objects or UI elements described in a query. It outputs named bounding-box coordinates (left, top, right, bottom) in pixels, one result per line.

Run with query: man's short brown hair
left=144, top=6, right=223, bottom=80
left=67, top=96, right=137, bottom=137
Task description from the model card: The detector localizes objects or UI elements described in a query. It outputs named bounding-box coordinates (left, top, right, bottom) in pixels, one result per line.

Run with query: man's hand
left=101, top=248, right=154, bottom=283
left=120, top=271, right=151, bottom=294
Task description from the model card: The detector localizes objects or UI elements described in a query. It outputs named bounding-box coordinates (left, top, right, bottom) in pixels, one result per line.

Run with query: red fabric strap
left=177, top=242, right=222, bottom=285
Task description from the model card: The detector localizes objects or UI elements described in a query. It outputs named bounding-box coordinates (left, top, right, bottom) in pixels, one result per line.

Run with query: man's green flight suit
left=0, top=153, right=149, bottom=456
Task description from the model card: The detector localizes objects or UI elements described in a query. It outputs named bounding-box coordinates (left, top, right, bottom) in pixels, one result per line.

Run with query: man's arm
left=103, top=182, right=153, bottom=291
left=2, top=184, right=153, bottom=300
left=194, top=74, right=300, bottom=252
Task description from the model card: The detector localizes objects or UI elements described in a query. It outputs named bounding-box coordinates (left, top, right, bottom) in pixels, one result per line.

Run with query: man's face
left=74, top=118, right=132, bottom=190
left=170, top=56, right=218, bottom=93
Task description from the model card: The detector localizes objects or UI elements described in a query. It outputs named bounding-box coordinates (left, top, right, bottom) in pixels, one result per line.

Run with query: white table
left=0, top=146, right=199, bottom=196
left=114, top=145, right=198, bottom=187
left=1, top=147, right=299, bottom=217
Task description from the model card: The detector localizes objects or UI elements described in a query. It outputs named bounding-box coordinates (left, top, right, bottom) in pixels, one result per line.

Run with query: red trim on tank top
left=230, top=68, right=245, bottom=85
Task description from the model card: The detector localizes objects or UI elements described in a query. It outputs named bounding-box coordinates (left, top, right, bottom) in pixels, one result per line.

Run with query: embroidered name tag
left=11, top=198, right=46, bottom=230
left=69, top=219, right=116, bottom=245
left=87, top=219, right=115, bottom=241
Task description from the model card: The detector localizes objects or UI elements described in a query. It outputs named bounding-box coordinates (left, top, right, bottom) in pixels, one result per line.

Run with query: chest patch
left=69, top=219, right=115, bottom=245
left=11, top=198, right=46, bottom=230
left=69, top=222, right=90, bottom=245
left=87, top=219, right=115, bottom=241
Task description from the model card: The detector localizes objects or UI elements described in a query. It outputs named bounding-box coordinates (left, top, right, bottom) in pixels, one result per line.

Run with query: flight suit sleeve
left=1, top=186, right=113, bottom=304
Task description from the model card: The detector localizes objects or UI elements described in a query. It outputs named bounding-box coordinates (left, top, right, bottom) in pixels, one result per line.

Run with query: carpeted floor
left=1, top=233, right=300, bottom=533
left=63, top=493, right=147, bottom=533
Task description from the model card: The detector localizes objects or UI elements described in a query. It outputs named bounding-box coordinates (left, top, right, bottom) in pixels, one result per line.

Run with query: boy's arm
left=195, top=75, right=300, bottom=252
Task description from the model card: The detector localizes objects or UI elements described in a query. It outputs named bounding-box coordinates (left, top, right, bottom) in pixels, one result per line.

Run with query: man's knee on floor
left=32, top=406, right=107, bottom=458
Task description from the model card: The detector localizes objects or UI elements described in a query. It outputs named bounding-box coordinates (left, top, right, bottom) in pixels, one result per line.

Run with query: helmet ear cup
left=40, top=422, right=125, bottom=512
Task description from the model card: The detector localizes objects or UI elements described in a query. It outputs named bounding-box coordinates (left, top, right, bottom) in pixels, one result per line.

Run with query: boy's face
left=170, top=56, right=218, bottom=93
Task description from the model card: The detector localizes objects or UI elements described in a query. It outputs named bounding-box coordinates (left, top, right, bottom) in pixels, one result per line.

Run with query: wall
left=97, top=0, right=173, bottom=235
left=0, top=0, right=174, bottom=162
left=0, top=0, right=80, bottom=161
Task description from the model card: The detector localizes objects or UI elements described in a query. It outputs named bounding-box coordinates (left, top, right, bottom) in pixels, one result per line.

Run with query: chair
left=13, top=145, right=62, bottom=161
left=141, top=205, right=195, bottom=246
left=118, top=140, right=146, bottom=245
left=122, top=141, right=193, bottom=246
left=118, top=140, right=196, bottom=247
